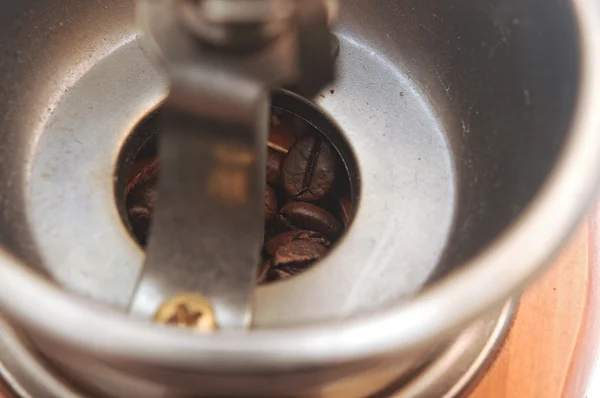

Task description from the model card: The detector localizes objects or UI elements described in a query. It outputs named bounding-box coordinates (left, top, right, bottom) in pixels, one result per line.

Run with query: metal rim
left=382, top=298, right=516, bottom=398
left=0, top=0, right=598, bottom=372
left=0, top=298, right=517, bottom=398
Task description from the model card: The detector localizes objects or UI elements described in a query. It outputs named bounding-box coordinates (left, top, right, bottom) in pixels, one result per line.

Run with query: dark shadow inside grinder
left=115, top=91, right=360, bottom=285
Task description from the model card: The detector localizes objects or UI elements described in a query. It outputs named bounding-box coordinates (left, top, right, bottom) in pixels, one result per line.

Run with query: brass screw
left=154, top=294, right=218, bottom=332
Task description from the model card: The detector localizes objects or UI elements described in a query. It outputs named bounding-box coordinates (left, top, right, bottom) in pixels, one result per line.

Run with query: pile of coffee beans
left=125, top=108, right=351, bottom=284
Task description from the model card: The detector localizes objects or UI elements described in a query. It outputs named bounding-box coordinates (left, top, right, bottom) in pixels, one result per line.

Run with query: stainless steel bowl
left=0, top=0, right=599, bottom=397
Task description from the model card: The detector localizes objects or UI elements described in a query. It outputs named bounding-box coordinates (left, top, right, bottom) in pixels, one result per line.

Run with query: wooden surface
left=470, top=223, right=591, bottom=398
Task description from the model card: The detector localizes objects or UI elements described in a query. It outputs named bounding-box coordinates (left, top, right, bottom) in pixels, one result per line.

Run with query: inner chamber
left=115, top=92, right=360, bottom=285
left=0, top=0, right=579, bottom=324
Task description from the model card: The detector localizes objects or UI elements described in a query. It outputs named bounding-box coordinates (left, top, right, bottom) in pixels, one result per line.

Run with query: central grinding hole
left=116, top=91, right=359, bottom=284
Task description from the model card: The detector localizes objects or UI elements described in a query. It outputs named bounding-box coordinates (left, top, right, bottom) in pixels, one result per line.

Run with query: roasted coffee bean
left=265, top=230, right=331, bottom=256
left=257, top=260, right=272, bottom=284
left=130, top=215, right=151, bottom=245
left=267, top=148, right=284, bottom=186
left=127, top=178, right=158, bottom=245
left=266, top=268, right=293, bottom=282
left=269, top=113, right=299, bottom=151
left=271, top=108, right=284, bottom=125
left=271, top=115, right=282, bottom=128
left=125, top=106, right=352, bottom=284
left=128, top=179, right=158, bottom=217
left=126, top=158, right=159, bottom=195
left=282, top=136, right=336, bottom=201
left=264, top=185, right=278, bottom=224
left=278, top=202, right=343, bottom=240
left=273, top=240, right=328, bottom=273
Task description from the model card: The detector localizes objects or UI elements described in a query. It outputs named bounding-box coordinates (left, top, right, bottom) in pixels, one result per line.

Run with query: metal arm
left=130, top=0, right=338, bottom=329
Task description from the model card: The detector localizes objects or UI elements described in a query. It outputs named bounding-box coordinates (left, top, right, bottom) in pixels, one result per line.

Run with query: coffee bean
left=257, top=260, right=272, bottom=284
left=273, top=240, right=328, bottom=273
left=266, top=148, right=284, bottom=186
left=127, top=178, right=158, bottom=246
left=269, top=112, right=300, bottom=152
left=266, top=268, right=293, bottom=282
left=282, top=136, right=336, bottom=201
left=278, top=202, right=343, bottom=240
left=129, top=212, right=151, bottom=245
left=271, top=115, right=282, bottom=128
left=125, top=106, right=352, bottom=284
left=126, top=158, right=159, bottom=195
left=265, top=230, right=331, bottom=256
left=265, top=185, right=278, bottom=225
left=128, top=179, right=158, bottom=217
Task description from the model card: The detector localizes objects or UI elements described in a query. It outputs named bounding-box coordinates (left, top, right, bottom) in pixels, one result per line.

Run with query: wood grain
left=469, top=223, right=590, bottom=398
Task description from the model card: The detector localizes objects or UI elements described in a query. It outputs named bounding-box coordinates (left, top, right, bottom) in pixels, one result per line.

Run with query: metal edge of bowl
left=0, top=0, right=597, bottom=374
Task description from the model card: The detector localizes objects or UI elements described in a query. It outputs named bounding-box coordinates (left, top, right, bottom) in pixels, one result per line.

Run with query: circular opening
left=115, top=90, right=360, bottom=285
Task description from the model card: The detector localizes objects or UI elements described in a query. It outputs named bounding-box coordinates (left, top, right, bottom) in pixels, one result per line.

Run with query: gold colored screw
left=154, top=294, right=218, bottom=332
